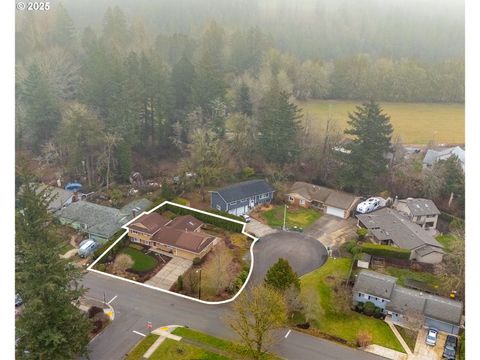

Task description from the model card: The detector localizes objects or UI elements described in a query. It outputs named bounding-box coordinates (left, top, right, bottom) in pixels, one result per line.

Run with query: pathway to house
left=142, top=325, right=183, bottom=359
left=364, top=344, right=407, bottom=360
left=145, top=257, right=192, bottom=290
left=384, top=316, right=413, bottom=356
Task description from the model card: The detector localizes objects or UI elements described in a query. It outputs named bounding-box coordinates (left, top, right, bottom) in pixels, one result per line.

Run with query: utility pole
left=283, top=204, right=287, bottom=231
left=196, top=269, right=202, bottom=299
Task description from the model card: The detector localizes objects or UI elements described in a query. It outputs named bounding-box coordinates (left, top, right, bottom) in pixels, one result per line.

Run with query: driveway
left=305, top=215, right=357, bottom=249
left=145, top=257, right=192, bottom=290
left=245, top=218, right=278, bottom=237
left=249, top=231, right=328, bottom=284
left=413, top=327, right=447, bottom=360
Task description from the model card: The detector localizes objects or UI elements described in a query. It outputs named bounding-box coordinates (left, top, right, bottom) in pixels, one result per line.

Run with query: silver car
left=425, top=328, right=438, bottom=346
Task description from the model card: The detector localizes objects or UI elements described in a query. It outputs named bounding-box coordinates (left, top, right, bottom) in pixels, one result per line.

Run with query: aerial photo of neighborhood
left=13, top=0, right=467, bottom=359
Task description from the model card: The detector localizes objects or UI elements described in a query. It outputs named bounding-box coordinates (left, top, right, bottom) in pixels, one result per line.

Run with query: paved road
left=83, top=272, right=386, bottom=360
left=249, top=231, right=328, bottom=284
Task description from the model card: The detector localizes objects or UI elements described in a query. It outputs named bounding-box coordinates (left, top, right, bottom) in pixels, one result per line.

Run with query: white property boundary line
left=87, top=201, right=258, bottom=305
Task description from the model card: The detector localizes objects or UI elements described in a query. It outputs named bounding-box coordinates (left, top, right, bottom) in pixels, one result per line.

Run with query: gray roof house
left=25, top=184, right=76, bottom=212
left=286, top=182, right=360, bottom=219
left=353, top=270, right=463, bottom=335
left=393, top=198, right=441, bottom=230
left=423, top=146, right=465, bottom=171
left=57, top=198, right=152, bottom=242
left=356, top=207, right=444, bottom=264
left=210, top=179, right=274, bottom=216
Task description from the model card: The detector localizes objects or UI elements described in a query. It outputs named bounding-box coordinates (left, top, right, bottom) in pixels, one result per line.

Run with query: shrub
left=96, top=263, right=107, bottom=272
left=356, top=228, right=368, bottom=240
left=355, top=302, right=364, bottom=312
left=242, top=167, right=255, bottom=178
left=363, top=301, right=376, bottom=316
left=373, top=306, right=383, bottom=318
left=356, top=330, right=373, bottom=347
left=192, top=257, right=202, bottom=266
left=177, top=275, right=184, bottom=291
left=92, top=320, right=103, bottom=334
left=360, top=243, right=411, bottom=260
left=88, top=306, right=104, bottom=319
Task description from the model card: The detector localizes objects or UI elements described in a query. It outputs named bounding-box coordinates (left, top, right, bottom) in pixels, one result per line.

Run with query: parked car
left=78, top=239, right=98, bottom=258
left=425, top=328, right=438, bottom=346
left=242, top=214, right=251, bottom=223
left=15, top=293, right=23, bottom=307
left=442, top=335, right=457, bottom=359
left=356, top=197, right=381, bottom=214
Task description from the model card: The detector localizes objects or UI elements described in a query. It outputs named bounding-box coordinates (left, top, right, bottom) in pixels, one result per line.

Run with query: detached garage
left=324, top=191, right=360, bottom=219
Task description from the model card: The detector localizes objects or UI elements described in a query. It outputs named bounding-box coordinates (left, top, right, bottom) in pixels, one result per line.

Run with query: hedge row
left=93, top=231, right=128, bottom=262
left=158, top=203, right=244, bottom=232
left=360, top=243, right=411, bottom=260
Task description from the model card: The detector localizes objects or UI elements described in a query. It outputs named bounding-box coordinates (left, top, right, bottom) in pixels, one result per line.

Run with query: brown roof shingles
left=128, top=212, right=170, bottom=234
left=166, top=215, right=203, bottom=232
left=153, top=227, right=215, bottom=254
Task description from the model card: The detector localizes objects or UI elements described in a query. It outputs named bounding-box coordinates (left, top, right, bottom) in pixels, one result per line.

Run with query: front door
left=249, top=198, right=255, bottom=209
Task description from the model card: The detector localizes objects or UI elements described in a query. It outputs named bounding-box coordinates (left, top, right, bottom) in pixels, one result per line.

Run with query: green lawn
left=300, top=258, right=404, bottom=352
left=436, top=233, right=457, bottom=250
left=298, top=100, right=464, bottom=144
left=126, top=328, right=280, bottom=360
left=120, top=246, right=158, bottom=272
left=262, top=205, right=321, bottom=229
left=172, top=328, right=281, bottom=360
left=394, top=325, right=418, bottom=353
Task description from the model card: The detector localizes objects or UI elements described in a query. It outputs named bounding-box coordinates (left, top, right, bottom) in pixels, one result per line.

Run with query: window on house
left=288, top=196, right=294, bottom=202
left=368, top=295, right=371, bottom=300
left=230, top=201, right=237, bottom=205
left=358, top=292, right=362, bottom=297
left=300, top=199, right=305, bottom=205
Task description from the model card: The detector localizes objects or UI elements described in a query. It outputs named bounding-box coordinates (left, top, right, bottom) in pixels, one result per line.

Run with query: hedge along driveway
left=300, top=258, right=404, bottom=352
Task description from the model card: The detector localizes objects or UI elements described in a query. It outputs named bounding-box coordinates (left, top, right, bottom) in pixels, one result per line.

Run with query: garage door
left=230, top=206, right=247, bottom=216
left=326, top=206, right=345, bottom=218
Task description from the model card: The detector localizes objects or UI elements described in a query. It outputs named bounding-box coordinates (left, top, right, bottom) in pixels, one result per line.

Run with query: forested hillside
left=15, top=1, right=464, bottom=210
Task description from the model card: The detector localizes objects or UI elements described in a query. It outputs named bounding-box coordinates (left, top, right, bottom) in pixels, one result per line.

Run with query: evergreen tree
left=16, top=182, right=91, bottom=359
left=237, top=82, right=253, bottom=117
left=22, top=63, right=62, bottom=153
left=436, top=156, right=465, bottom=208
left=115, top=140, right=133, bottom=182
left=171, top=55, right=196, bottom=112
left=339, top=101, right=393, bottom=193
left=49, top=3, right=76, bottom=49
left=257, top=78, right=302, bottom=164
left=264, top=258, right=300, bottom=292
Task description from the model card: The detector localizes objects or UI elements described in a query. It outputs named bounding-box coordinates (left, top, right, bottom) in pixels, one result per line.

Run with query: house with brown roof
left=127, top=213, right=217, bottom=260
left=286, top=182, right=360, bottom=219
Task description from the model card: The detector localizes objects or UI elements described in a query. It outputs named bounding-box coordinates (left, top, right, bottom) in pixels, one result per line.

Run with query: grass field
left=120, top=246, right=158, bottom=272
left=298, top=100, right=464, bottom=144
left=300, top=258, right=404, bottom=352
left=261, top=206, right=321, bottom=229
left=394, top=325, right=418, bottom=353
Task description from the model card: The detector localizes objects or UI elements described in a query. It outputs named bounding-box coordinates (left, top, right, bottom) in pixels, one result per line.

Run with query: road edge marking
left=132, top=330, right=146, bottom=337
left=285, top=330, right=291, bottom=338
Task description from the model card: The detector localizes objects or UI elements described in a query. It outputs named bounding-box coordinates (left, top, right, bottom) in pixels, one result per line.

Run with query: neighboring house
left=127, top=213, right=217, bottom=260
left=28, top=184, right=77, bottom=212
left=286, top=182, right=360, bottom=219
left=353, top=270, right=463, bottom=335
left=393, top=197, right=441, bottom=230
left=57, top=199, right=152, bottom=242
left=210, top=179, right=275, bottom=216
left=356, top=207, right=444, bottom=264
left=423, top=146, right=465, bottom=171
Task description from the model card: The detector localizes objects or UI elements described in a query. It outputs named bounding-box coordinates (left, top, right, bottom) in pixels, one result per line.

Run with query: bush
left=356, top=228, right=368, bottom=240
left=363, top=301, right=376, bottom=316
left=360, top=243, right=411, bottom=260
left=355, top=302, right=364, bottom=312
left=92, top=320, right=103, bottom=334
left=88, top=306, right=104, bottom=319
left=356, top=330, right=373, bottom=347
left=192, top=257, right=202, bottom=266
left=373, top=306, right=383, bottom=318
left=242, top=167, right=255, bottom=178
left=177, top=275, right=183, bottom=291
left=96, top=263, right=107, bottom=272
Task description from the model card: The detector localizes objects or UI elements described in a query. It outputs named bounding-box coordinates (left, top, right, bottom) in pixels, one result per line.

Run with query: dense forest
left=15, top=1, right=464, bottom=210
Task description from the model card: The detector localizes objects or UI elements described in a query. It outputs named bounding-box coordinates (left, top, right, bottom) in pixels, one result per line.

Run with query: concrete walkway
left=143, top=325, right=183, bottom=359
left=146, top=257, right=192, bottom=290
left=245, top=218, right=277, bottom=237
left=364, top=344, right=408, bottom=360
left=385, top=317, right=413, bottom=355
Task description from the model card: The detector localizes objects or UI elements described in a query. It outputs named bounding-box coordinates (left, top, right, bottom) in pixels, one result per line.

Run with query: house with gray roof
left=393, top=197, right=441, bottom=230
left=356, top=207, right=444, bottom=264
left=210, top=179, right=274, bottom=216
left=286, top=181, right=360, bottom=219
left=353, top=270, right=463, bottom=334
left=423, top=146, right=465, bottom=171
left=57, top=198, right=152, bottom=242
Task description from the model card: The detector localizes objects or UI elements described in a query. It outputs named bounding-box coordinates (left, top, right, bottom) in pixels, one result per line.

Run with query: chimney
left=393, top=195, right=399, bottom=206
left=132, top=208, right=138, bottom=218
